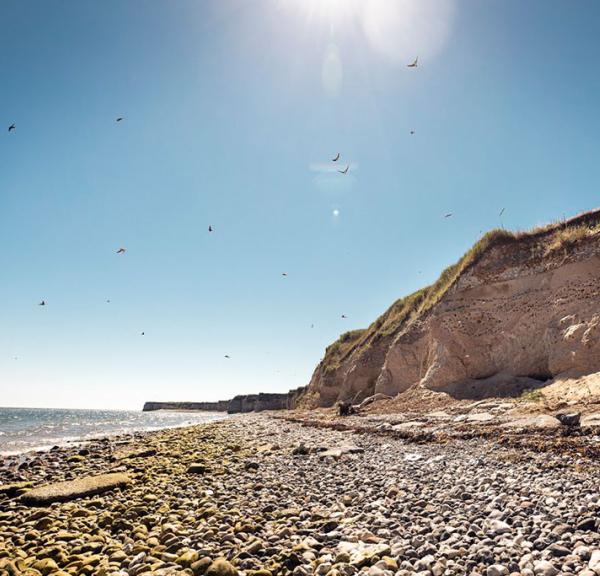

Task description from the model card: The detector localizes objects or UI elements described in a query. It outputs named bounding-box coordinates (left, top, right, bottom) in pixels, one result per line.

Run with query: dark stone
left=577, top=517, right=597, bottom=531
left=338, top=401, right=355, bottom=416
left=556, top=412, right=581, bottom=427
left=547, top=543, right=570, bottom=557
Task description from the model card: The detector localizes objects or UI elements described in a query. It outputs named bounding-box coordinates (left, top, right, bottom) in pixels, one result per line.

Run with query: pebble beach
left=2, top=414, right=600, bottom=576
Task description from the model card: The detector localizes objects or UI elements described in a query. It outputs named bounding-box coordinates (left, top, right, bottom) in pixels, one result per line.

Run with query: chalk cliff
left=300, top=209, right=600, bottom=407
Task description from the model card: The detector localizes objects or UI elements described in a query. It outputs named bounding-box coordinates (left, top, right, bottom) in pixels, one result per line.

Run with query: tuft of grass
left=544, top=223, right=600, bottom=256
left=517, top=388, right=545, bottom=403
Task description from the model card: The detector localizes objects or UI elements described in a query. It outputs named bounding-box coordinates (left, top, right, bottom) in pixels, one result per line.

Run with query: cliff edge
left=300, top=209, right=600, bottom=408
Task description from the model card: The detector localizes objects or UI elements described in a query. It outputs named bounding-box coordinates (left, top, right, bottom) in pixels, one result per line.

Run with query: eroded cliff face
left=302, top=211, right=600, bottom=407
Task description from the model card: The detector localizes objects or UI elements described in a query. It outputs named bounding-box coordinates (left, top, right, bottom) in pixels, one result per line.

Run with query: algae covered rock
left=205, top=557, right=237, bottom=576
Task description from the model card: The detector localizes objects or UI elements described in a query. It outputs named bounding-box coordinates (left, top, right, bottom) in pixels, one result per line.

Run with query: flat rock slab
left=20, top=473, right=131, bottom=506
left=392, top=421, right=428, bottom=430
left=501, top=414, right=561, bottom=429
left=581, top=412, right=600, bottom=427
left=318, top=445, right=364, bottom=459
left=112, top=446, right=157, bottom=460
left=466, top=412, right=496, bottom=423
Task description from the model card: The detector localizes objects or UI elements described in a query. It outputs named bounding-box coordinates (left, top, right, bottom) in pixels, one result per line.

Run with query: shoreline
left=0, top=409, right=228, bottom=459
left=2, top=414, right=600, bottom=575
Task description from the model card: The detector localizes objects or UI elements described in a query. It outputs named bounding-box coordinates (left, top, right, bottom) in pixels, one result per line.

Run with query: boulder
left=20, top=473, right=131, bottom=506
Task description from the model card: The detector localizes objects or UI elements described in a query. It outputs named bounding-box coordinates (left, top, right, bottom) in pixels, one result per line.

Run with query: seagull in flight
left=116, top=247, right=126, bottom=254
left=338, top=165, right=349, bottom=175
left=499, top=207, right=505, bottom=217
left=141, top=332, right=145, bottom=336
left=341, top=314, right=347, bottom=319
left=224, top=355, right=231, bottom=359
left=410, top=130, right=415, bottom=135
left=444, top=213, right=453, bottom=219
left=8, top=124, right=15, bottom=132
left=116, top=117, right=124, bottom=122
left=38, top=300, right=46, bottom=306
left=282, top=272, right=288, bottom=277
left=208, top=225, right=213, bottom=233
left=407, top=57, right=418, bottom=68
left=332, top=152, right=340, bottom=162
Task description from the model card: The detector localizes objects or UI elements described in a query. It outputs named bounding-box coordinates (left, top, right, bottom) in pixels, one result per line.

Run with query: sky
left=1, top=0, right=600, bottom=409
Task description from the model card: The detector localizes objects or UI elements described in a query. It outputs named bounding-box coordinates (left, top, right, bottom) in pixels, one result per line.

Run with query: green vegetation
left=318, top=208, right=600, bottom=376
left=517, top=388, right=545, bottom=403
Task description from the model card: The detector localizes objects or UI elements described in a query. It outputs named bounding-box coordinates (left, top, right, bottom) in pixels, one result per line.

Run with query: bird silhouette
left=341, top=314, right=347, bottom=319
left=8, top=124, right=15, bottom=132
left=444, top=213, right=453, bottom=218
left=116, top=117, right=124, bottom=122
left=407, top=57, right=418, bottom=68
left=410, top=130, right=415, bottom=135
left=310, top=324, right=314, bottom=328
left=224, top=355, right=231, bottom=359
left=208, top=225, right=213, bottom=233
left=38, top=300, right=46, bottom=306
left=282, top=273, right=288, bottom=277
left=106, top=299, right=111, bottom=303
left=116, top=248, right=126, bottom=254
left=332, top=152, right=340, bottom=162
left=499, top=207, right=505, bottom=217
left=141, top=332, right=145, bottom=336
left=338, top=165, right=349, bottom=175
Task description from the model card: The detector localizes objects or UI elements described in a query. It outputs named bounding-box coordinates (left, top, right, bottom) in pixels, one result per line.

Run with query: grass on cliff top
left=321, top=208, right=600, bottom=372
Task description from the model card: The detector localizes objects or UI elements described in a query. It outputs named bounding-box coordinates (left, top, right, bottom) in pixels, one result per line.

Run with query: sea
left=0, top=407, right=227, bottom=456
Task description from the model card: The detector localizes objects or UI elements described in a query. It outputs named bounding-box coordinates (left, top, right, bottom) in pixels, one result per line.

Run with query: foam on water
left=0, top=407, right=226, bottom=455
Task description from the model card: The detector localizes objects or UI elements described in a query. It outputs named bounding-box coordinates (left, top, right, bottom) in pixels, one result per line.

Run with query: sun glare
left=278, top=0, right=455, bottom=64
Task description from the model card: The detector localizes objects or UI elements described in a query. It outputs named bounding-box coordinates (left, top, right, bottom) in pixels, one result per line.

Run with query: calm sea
left=0, top=407, right=226, bottom=456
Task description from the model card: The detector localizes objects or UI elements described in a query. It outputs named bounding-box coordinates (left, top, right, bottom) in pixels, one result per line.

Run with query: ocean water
left=0, top=407, right=227, bottom=456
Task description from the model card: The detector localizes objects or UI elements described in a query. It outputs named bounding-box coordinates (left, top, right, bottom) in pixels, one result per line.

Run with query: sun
left=276, top=0, right=455, bottom=64
left=277, top=0, right=362, bottom=26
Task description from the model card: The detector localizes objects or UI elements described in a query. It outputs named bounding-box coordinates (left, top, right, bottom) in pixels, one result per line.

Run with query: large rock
left=20, top=473, right=131, bottom=506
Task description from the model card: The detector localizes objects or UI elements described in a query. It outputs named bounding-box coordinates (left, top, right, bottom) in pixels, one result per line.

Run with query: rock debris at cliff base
left=2, top=415, right=600, bottom=575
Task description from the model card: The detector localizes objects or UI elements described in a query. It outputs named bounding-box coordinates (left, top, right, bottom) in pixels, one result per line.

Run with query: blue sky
left=1, top=0, right=600, bottom=409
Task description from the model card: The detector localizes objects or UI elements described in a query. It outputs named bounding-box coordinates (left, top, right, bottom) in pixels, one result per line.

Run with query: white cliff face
left=303, top=220, right=600, bottom=408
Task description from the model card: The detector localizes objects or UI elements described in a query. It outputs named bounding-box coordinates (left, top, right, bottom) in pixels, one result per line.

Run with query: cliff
left=143, top=401, right=229, bottom=412
left=143, top=387, right=306, bottom=414
left=301, top=209, right=600, bottom=407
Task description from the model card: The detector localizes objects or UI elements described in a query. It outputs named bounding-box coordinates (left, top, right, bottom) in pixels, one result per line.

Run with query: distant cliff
left=143, top=387, right=306, bottom=414
left=143, top=401, right=229, bottom=412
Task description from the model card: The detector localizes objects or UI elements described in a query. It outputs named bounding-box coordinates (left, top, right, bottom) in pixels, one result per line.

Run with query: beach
left=2, top=413, right=600, bottom=575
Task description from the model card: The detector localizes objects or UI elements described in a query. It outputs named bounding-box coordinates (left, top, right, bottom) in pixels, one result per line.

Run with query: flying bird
left=224, top=355, right=231, bottom=359
left=332, top=152, right=340, bottom=162
left=8, top=124, right=15, bottom=132
left=141, top=332, right=145, bottom=336
left=341, top=314, right=347, bottom=319
left=499, top=207, right=505, bottom=217
left=116, top=117, right=124, bottom=122
left=338, top=165, right=349, bottom=175
left=208, top=225, right=213, bottom=233
left=410, top=130, right=415, bottom=135
left=38, top=300, right=46, bottom=306
left=310, top=324, right=314, bottom=328
left=116, top=248, right=126, bottom=254
left=282, top=273, right=288, bottom=277
left=444, top=213, right=453, bottom=219
left=407, top=57, right=418, bottom=68
left=106, top=299, right=111, bottom=303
